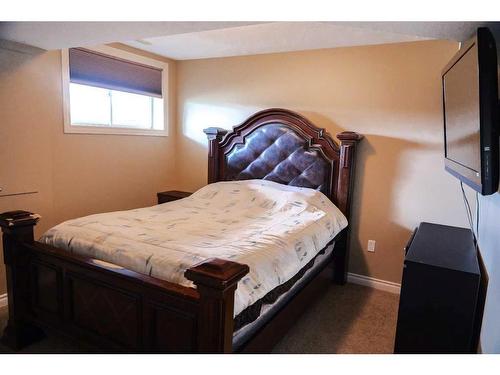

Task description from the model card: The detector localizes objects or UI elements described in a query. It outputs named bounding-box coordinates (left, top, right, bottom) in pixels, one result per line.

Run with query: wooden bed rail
left=0, top=211, right=249, bottom=353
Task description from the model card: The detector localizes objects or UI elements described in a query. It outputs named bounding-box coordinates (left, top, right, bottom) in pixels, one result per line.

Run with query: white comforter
left=40, top=180, right=347, bottom=316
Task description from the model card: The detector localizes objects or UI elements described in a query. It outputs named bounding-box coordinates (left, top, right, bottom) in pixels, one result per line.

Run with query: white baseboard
left=0, top=293, right=7, bottom=309
left=347, top=273, right=401, bottom=294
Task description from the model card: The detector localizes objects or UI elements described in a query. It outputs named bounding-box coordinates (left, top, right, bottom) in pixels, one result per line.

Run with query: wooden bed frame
left=0, top=108, right=362, bottom=353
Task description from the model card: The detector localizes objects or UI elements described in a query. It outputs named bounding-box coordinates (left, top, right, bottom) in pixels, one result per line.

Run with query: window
left=62, top=46, right=169, bottom=136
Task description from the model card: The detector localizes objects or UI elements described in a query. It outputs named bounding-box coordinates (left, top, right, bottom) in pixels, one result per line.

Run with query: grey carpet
left=272, top=283, right=399, bottom=353
left=0, top=283, right=399, bottom=354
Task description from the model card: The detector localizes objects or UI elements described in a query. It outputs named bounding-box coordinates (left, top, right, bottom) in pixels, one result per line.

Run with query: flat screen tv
left=442, top=27, right=499, bottom=195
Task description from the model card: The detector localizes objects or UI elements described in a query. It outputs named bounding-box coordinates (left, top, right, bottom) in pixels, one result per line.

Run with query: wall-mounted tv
left=442, top=27, right=499, bottom=195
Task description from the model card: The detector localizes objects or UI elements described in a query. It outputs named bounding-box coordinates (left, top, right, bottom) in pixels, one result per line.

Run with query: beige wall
left=175, top=40, right=470, bottom=283
left=0, top=45, right=177, bottom=294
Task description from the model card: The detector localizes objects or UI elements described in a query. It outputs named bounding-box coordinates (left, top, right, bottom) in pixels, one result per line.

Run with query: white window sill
left=64, top=124, right=168, bottom=137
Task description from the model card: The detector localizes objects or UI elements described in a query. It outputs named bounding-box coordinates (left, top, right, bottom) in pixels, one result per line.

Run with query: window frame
left=61, top=45, right=169, bottom=137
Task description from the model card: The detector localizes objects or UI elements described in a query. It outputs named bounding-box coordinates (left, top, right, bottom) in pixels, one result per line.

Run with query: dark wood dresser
left=394, top=222, right=481, bottom=353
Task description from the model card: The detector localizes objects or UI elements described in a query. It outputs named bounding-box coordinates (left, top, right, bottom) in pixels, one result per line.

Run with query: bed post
left=0, top=211, right=44, bottom=349
left=334, top=132, right=363, bottom=285
left=185, top=258, right=249, bottom=353
left=203, top=127, right=228, bottom=184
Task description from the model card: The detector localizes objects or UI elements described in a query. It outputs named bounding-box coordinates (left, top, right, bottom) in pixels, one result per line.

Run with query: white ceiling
left=0, top=22, right=262, bottom=50
left=125, top=22, right=433, bottom=60
left=2, top=21, right=499, bottom=60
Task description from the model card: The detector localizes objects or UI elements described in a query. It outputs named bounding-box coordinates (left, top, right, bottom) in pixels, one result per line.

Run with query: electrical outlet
left=367, top=240, right=376, bottom=252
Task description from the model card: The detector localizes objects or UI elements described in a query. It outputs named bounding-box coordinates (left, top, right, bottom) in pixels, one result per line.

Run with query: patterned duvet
left=40, top=180, right=347, bottom=316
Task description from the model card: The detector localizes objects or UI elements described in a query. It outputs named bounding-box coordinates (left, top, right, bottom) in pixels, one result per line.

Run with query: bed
left=0, top=108, right=362, bottom=353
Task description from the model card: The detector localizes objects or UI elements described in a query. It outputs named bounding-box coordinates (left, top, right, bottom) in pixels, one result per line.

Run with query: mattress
left=40, top=179, right=347, bottom=316
left=232, top=242, right=335, bottom=350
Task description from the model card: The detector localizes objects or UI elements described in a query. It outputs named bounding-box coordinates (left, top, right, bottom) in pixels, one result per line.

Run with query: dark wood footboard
left=0, top=212, right=248, bottom=353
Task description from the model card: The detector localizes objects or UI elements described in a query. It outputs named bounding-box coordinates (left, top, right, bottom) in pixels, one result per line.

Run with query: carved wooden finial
left=0, top=211, right=40, bottom=243
left=0, top=211, right=40, bottom=230
left=203, top=127, right=228, bottom=142
left=185, top=258, right=249, bottom=291
left=336, top=131, right=363, bottom=143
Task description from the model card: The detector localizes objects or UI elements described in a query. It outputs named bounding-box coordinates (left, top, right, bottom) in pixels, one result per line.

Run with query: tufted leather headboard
left=203, top=108, right=362, bottom=219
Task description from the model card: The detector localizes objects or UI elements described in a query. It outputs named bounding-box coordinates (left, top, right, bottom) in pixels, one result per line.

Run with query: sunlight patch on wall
left=181, top=102, right=258, bottom=145
left=392, top=149, right=467, bottom=230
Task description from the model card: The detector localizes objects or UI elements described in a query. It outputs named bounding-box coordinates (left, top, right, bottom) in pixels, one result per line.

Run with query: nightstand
left=157, top=190, right=192, bottom=204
